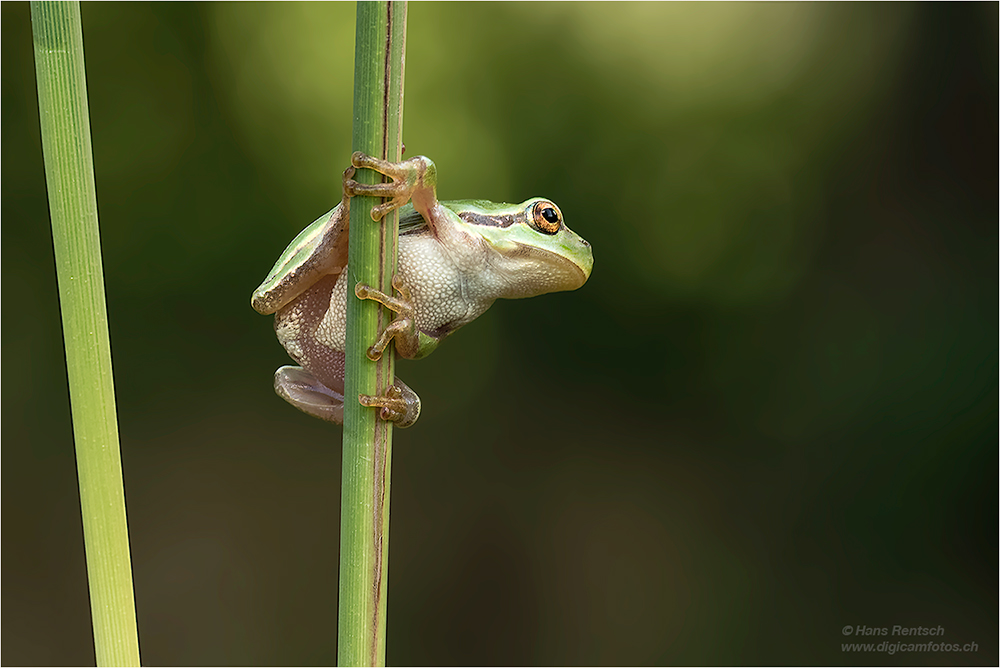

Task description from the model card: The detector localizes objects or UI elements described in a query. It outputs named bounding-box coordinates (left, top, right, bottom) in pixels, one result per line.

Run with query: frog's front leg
left=344, top=151, right=439, bottom=222
left=355, top=275, right=440, bottom=361
left=347, top=152, right=474, bottom=259
left=355, top=275, right=418, bottom=360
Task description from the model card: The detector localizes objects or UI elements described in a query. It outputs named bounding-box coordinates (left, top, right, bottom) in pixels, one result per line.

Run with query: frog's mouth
left=495, top=242, right=593, bottom=299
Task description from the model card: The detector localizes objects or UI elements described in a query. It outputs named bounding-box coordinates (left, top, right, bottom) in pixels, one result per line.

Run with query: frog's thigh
left=274, top=365, right=346, bottom=425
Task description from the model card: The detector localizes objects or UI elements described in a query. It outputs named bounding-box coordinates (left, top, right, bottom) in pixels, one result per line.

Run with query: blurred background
left=2, top=2, right=996, bottom=665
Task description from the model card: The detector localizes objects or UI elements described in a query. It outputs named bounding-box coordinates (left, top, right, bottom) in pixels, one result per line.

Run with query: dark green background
left=3, top=2, right=996, bottom=665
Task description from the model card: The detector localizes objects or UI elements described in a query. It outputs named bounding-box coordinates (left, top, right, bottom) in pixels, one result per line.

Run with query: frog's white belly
left=316, top=233, right=493, bottom=352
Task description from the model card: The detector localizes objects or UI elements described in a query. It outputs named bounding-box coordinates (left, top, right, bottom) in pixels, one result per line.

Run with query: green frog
left=251, top=152, right=593, bottom=427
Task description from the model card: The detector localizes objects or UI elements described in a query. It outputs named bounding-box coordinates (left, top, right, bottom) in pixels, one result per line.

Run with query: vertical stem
left=339, top=2, right=406, bottom=666
left=30, top=2, right=140, bottom=666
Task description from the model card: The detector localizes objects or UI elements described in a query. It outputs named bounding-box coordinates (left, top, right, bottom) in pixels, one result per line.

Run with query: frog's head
left=453, top=198, right=593, bottom=300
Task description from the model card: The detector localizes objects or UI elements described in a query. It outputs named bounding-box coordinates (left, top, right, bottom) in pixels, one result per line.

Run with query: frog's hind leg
left=272, top=272, right=349, bottom=424
left=274, top=365, right=346, bottom=424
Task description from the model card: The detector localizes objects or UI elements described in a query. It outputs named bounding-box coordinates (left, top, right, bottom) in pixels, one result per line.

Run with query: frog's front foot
left=359, top=381, right=421, bottom=428
left=355, top=275, right=420, bottom=360
left=342, top=151, right=436, bottom=221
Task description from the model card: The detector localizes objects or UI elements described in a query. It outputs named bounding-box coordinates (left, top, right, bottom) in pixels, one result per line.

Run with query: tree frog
left=251, top=152, right=593, bottom=428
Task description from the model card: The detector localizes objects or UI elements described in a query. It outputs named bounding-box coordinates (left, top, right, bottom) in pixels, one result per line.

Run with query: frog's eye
left=530, top=201, right=562, bottom=235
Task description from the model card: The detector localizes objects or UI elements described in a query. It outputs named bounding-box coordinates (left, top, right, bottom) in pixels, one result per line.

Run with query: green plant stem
left=339, top=1, right=407, bottom=666
left=30, top=2, right=140, bottom=666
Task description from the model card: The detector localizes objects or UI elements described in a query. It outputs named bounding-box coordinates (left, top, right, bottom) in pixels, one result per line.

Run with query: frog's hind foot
left=274, top=365, right=346, bottom=425
left=359, top=380, right=421, bottom=428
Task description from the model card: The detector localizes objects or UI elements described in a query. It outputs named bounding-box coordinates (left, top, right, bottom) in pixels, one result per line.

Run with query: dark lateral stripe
left=458, top=211, right=523, bottom=228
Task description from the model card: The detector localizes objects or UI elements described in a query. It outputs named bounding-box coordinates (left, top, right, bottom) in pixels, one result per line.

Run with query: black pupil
left=540, top=207, right=559, bottom=224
